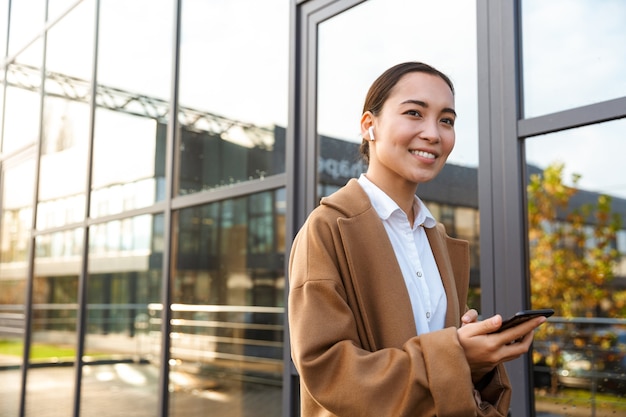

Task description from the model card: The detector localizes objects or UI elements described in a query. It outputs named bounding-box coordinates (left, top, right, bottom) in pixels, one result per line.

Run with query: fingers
left=499, top=331, right=536, bottom=361
left=459, top=315, right=548, bottom=375
left=461, top=309, right=479, bottom=325
left=497, top=316, right=547, bottom=343
left=458, top=314, right=502, bottom=337
left=482, top=314, right=503, bottom=333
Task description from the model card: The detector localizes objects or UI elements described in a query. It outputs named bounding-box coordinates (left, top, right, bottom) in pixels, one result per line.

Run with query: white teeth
left=411, top=150, right=436, bottom=159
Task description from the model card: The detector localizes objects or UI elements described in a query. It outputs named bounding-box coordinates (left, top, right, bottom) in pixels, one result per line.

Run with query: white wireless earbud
left=368, top=126, right=375, bottom=141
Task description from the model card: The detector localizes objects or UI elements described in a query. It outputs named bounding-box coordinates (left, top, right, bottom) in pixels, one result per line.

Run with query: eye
left=440, top=117, right=455, bottom=127
left=405, top=109, right=422, bottom=117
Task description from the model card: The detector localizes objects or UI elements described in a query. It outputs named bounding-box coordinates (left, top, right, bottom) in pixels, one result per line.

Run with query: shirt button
left=426, top=312, right=431, bottom=319
left=416, top=271, right=422, bottom=277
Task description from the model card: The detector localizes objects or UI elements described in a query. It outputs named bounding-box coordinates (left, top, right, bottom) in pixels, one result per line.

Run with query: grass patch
left=536, top=388, right=626, bottom=410
left=0, top=339, right=75, bottom=359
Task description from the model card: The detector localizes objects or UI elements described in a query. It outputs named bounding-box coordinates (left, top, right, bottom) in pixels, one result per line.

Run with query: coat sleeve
left=288, top=214, right=512, bottom=417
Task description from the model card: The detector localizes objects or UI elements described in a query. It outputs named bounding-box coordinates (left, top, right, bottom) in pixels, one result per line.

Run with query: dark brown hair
left=359, top=62, right=455, bottom=163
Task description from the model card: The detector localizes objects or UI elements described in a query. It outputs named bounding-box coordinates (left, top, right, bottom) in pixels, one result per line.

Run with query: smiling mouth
left=410, top=150, right=436, bottom=159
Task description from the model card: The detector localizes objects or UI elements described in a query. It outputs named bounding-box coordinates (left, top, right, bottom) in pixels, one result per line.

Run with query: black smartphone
left=493, top=309, right=554, bottom=333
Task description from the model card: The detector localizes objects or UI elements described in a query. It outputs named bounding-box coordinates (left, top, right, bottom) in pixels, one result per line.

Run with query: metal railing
left=533, top=316, right=626, bottom=415
left=0, top=303, right=285, bottom=384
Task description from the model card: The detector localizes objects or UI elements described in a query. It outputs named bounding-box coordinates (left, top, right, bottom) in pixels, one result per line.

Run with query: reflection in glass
left=169, top=190, right=285, bottom=417
left=0, top=156, right=34, bottom=415
left=97, top=0, right=172, bottom=99
left=176, top=0, right=288, bottom=194
left=1, top=158, right=34, bottom=264
left=522, top=0, right=626, bottom=117
left=2, top=63, right=43, bottom=153
left=47, top=0, right=84, bottom=27
left=23, top=230, right=84, bottom=417
left=33, top=1, right=93, bottom=230
left=0, top=275, right=25, bottom=416
left=177, top=124, right=286, bottom=194
left=0, top=0, right=6, bottom=142
left=0, top=0, right=7, bottom=58
left=7, top=0, right=45, bottom=58
left=45, top=0, right=94, bottom=86
left=91, top=111, right=164, bottom=217
left=37, top=97, right=89, bottom=229
left=90, top=0, right=172, bottom=217
left=80, top=214, right=163, bottom=417
left=0, top=79, right=3, bottom=151
left=525, top=120, right=626, bottom=412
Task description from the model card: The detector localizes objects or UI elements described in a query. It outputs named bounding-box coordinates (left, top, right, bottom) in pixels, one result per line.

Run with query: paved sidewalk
left=0, top=363, right=282, bottom=417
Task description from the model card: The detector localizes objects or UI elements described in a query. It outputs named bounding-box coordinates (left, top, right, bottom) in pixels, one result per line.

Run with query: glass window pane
left=0, top=155, right=35, bottom=415
left=91, top=112, right=162, bottom=217
left=40, top=0, right=94, bottom=232
left=97, top=0, right=172, bottom=99
left=24, top=229, right=84, bottom=417
left=526, top=119, right=626, bottom=412
left=48, top=0, right=83, bottom=24
left=81, top=214, right=163, bottom=417
left=46, top=0, right=94, bottom=81
left=522, top=0, right=626, bottom=117
left=0, top=83, right=4, bottom=153
left=318, top=0, right=478, bottom=168
left=0, top=0, right=6, bottom=127
left=91, top=0, right=172, bottom=217
left=1, top=157, right=34, bottom=264
left=176, top=0, right=289, bottom=195
left=317, top=0, right=482, bottom=299
left=0, top=277, right=25, bottom=415
left=0, top=0, right=7, bottom=57
left=7, top=0, right=45, bottom=58
left=170, top=189, right=286, bottom=417
left=3, top=37, right=44, bottom=154
left=0, top=0, right=5, bottom=149
left=2, top=84, right=41, bottom=153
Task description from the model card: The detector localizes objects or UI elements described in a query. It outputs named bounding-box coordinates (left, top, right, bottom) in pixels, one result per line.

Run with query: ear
left=360, top=112, right=374, bottom=139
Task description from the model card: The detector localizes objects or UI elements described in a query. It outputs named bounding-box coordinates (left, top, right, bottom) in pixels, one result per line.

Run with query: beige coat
left=288, top=179, right=511, bottom=416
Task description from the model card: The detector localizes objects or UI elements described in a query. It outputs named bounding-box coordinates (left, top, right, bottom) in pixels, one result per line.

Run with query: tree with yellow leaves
left=527, top=163, right=623, bottom=318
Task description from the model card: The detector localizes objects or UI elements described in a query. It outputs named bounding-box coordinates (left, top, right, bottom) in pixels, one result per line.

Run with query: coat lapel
left=337, top=212, right=418, bottom=350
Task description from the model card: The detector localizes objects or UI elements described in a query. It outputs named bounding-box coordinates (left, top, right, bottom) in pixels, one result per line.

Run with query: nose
left=419, top=118, right=441, bottom=143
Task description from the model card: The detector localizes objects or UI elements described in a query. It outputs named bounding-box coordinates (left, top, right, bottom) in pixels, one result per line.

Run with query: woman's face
left=365, top=72, right=456, bottom=190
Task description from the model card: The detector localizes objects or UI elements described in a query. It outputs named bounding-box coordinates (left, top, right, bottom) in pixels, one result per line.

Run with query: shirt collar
left=357, top=174, right=437, bottom=228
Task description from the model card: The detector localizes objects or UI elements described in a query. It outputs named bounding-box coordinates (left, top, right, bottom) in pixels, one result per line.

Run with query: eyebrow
left=400, top=99, right=457, bottom=117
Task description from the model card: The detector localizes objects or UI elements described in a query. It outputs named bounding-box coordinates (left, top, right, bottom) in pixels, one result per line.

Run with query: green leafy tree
left=527, top=162, right=623, bottom=318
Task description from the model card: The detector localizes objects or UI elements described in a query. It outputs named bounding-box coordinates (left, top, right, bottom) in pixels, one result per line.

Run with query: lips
left=410, top=150, right=436, bottom=159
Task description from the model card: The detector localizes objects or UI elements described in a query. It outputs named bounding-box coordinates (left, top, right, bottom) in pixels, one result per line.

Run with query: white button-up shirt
left=358, top=174, right=446, bottom=334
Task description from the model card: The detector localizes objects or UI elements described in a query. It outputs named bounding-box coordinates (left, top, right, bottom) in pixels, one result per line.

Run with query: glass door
left=288, top=0, right=481, bottom=414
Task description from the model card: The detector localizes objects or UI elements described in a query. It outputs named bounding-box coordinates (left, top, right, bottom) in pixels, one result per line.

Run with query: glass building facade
left=0, top=1, right=624, bottom=416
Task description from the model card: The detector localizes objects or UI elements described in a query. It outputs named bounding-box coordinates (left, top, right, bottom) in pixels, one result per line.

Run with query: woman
left=288, top=62, right=546, bottom=416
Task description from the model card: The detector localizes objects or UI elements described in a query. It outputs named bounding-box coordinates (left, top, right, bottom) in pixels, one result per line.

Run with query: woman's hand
left=461, top=309, right=479, bottom=326
left=457, top=314, right=547, bottom=383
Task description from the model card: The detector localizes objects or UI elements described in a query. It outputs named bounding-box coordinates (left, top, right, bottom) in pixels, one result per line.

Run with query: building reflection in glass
left=0, top=156, right=34, bottom=415
left=167, top=190, right=285, bottom=417
left=525, top=120, right=626, bottom=409
left=22, top=230, right=84, bottom=416
left=81, top=214, right=163, bottom=416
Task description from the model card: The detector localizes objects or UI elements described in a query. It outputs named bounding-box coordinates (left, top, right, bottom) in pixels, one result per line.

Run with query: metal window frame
left=478, top=1, right=626, bottom=415
left=476, top=1, right=532, bottom=414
